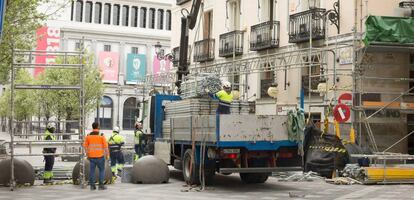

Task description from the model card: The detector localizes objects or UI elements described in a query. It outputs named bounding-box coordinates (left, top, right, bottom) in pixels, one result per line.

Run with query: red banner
left=34, top=26, right=60, bottom=77
left=98, top=52, right=119, bottom=83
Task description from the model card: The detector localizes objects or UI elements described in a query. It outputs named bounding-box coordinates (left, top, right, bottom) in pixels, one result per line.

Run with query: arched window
left=95, top=96, right=113, bottom=129
left=123, top=97, right=139, bottom=130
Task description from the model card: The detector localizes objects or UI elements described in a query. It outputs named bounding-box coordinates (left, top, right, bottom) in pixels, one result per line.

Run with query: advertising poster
left=153, top=55, right=173, bottom=75
left=34, top=26, right=60, bottom=76
left=98, top=51, right=119, bottom=83
left=126, top=53, right=146, bottom=84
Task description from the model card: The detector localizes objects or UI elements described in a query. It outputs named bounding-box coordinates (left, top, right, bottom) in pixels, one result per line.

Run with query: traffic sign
left=338, top=93, right=352, bottom=104
left=333, top=103, right=351, bottom=122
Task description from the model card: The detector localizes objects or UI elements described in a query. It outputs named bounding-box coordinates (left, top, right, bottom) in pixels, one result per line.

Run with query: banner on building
left=34, top=26, right=61, bottom=77
left=126, top=54, right=146, bottom=84
left=153, top=55, right=173, bottom=75
left=98, top=51, right=119, bottom=83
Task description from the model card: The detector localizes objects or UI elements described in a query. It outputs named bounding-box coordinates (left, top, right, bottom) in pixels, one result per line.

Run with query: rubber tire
left=204, top=162, right=215, bottom=185
left=239, top=173, right=269, bottom=184
left=182, top=149, right=200, bottom=185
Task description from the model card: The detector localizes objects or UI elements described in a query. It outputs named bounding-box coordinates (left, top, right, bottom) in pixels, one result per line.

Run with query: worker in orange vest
left=83, top=122, right=109, bottom=190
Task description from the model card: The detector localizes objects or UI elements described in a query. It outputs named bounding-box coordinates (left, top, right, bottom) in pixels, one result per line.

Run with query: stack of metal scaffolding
left=230, top=101, right=250, bottom=115
left=180, top=74, right=222, bottom=99
left=8, top=49, right=86, bottom=190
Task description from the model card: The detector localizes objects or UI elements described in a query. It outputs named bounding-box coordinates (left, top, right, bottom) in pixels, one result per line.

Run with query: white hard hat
left=223, top=81, right=231, bottom=88
left=113, top=126, right=120, bottom=132
left=47, top=123, right=56, bottom=129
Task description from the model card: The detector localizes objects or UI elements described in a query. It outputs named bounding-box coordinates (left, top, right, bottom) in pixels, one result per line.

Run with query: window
left=228, top=0, right=240, bottom=30
left=113, top=4, right=120, bottom=25
left=96, top=96, right=113, bottom=130
left=85, top=1, right=93, bottom=23
left=131, top=6, right=138, bottom=27
left=75, top=0, right=83, bottom=22
left=203, top=11, right=213, bottom=39
left=122, top=5, right=129, bottom=26
left=123, top=98, right=140, bottom=130
left=259, top=0, right=275, bottom=22
left=94, top=2, right=102, bottom=23
left=260, top=63, right=275, bottom=98
left=302, top=55, right=321, bottom=96
left=104, top=3, right=111, bottom=25
left=104, top=45, right=111, bottom=52
left=157, top=9, right=164, bottom=30
left=75, top=42, right=81, bottom=50
left=166, top=10, right=171, bottom=30
left=149, top=8, right=155, bottom=29
left=131, top=47, right=139, bottom=54
left=140, top=7, right=147, bottom=28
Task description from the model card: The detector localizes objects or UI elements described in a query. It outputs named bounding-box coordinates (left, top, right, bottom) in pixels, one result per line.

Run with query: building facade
left=45, top=0, right=172, bottom=133
left=171, top=0, right=414, bottom=153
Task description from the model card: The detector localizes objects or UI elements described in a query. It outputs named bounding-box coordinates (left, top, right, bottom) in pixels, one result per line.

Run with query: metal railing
left=250, top=21, right=280, bottom=51
left=193, top=38, right=215, bottom=62
left=289, top=8, right=326, bottom=43
left=176, top=0, right=191, bottom=5
left=172, top=46, right=191, bottom=66
left=219, top=30, right=244, bottom=57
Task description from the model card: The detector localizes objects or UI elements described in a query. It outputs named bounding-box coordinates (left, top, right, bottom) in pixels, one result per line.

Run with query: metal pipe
left=382, top=130, right=414, bottom=153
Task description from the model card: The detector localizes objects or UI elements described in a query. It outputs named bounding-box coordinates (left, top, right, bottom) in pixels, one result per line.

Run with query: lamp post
left=115, top=85, right=122, bottom=127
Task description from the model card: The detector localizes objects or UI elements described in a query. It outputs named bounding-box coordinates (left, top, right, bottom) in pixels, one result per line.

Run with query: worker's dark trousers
left=134, top=144, right=144, bottom=158
left=89, top=157, right=105, bottom=185
left=110, top=151, right=125, bottom=167
left=44, top=155, right=55, bottom=172
left=217, top=102, right=230, bottom=114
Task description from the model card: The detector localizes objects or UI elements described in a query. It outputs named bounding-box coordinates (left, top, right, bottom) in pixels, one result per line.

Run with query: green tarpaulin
left=364, top=15, right=414, bottom=45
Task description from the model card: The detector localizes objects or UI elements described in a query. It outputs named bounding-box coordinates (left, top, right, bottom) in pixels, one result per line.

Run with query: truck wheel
left=239, top=173, right=269, bottom=184
left=204, top=162, right=215, bottom=185
left=182, top=149, right=200, bottom=185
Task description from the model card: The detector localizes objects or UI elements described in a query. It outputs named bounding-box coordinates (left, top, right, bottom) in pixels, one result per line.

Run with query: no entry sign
left=334, top=103, right=350, bottom=122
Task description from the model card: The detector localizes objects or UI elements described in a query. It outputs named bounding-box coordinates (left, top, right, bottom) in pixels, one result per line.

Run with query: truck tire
left=204, top=162, right=215, bottom=185
left=182, top=149, right=200, bottom=185
left=239, top=173, right=269, bottom=184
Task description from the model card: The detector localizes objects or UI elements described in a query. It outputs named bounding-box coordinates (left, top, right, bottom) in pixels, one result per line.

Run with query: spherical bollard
left=72, top=158, right=112, bottom=185
left=131, top=155, right=169, bottom=184
left=0, top=158, right=35, bottom=186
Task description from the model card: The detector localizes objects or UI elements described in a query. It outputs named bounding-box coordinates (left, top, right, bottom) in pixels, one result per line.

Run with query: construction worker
left=215, top=81, right=234, bottom=114
left=42, top=123, right=57, bottom=184
left=108, top=126, right=125, bottom=176
left=83, top=122, right=109, bottom=190
left=134, top=122, right=144, bottom=160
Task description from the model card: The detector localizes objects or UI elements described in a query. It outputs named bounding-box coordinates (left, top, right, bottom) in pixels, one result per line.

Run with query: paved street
left=1, top=169, right=414, bottom=200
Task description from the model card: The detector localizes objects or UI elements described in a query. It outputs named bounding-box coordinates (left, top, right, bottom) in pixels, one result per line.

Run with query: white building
left=171, top=0, right=414, bottom=153
left=45, top=0, right=173, bottom=134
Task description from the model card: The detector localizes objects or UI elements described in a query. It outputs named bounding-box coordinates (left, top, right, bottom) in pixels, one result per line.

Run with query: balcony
left=289, top=8, right=326, bottom=43
left=219, top=30, right=244, bottom=58
left=193, top=38, right=215, bottom=63
left=172, top=46, right=191, bottom=66
left=250, top=21, right=280, bottom=51
left=176, top=0, right=191, bottom=5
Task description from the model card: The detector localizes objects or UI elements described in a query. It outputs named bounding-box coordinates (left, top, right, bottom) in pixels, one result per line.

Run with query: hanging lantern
left=267, top=84, right=278, bottom=98
left=232, top=90, right=240, bottom=100
left=317, top=82, right=327, bottom=95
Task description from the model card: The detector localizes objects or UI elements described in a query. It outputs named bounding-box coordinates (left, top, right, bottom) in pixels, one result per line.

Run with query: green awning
left=364, top=15, right=414, bottom=46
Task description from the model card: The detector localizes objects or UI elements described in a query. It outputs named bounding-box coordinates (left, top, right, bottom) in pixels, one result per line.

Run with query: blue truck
left=146, top=94, right=301, bottom=185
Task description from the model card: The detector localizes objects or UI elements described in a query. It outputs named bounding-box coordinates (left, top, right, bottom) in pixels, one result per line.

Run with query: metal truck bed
left=163, top=114, right=289, bottom=145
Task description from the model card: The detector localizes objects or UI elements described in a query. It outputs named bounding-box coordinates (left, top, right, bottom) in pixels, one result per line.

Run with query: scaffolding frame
left=8, top=49, right=86, bottom=191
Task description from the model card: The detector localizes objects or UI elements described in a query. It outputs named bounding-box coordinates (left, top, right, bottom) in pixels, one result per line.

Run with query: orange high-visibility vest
left=84, top=132, right=108, bottom=158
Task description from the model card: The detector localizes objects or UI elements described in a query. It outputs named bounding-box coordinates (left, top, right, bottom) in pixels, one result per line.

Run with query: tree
left=0, top=0, right=69, bottom=83
left=34, top=52, right=104, bottom=132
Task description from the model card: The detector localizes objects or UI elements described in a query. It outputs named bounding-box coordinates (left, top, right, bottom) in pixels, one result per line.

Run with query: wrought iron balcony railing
left=219, top=30, right=244, bottom=58
left=172, top=46, right=191, bottom=66
left=250, top=21, right=280, bottom=51
left=193, top=38, right=215, bottom=63
left=289, top=8, right=326, bottom=43
left=176, top=0, right=191, bottom=5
